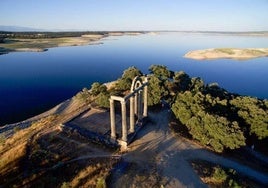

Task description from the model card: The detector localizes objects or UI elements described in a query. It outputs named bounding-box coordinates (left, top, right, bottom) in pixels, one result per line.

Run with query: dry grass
left=0, top=115, right=57, bottom=186
left=0, top=101, right=118, bottom=187
left=69, top=160, right=115, bottom=188
left=0, top=89, right=120, bottom=187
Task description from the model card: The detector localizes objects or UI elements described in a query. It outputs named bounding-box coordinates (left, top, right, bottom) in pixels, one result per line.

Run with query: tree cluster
left=142, top=64, right=267, bottom=152
left=0, top=31, right=108, bottom=39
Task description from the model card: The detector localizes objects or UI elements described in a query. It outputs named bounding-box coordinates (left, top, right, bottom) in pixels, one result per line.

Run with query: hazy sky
left=1, top=0, right=268, bottom=31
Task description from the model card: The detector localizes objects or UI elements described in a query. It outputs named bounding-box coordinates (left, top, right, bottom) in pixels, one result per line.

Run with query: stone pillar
left=129, top=96, right=135, bottom=133
left=110, top=99, right=116, bottom=139
left=134, top=93, right=138, bottom=115
left=143, top=84, right=148, bottom=117
left=138, top=91, right=143, bottom=120
left=121, top=100, right=127, bottom=142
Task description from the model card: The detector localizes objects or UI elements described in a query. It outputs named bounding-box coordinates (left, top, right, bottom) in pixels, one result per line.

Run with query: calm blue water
left=1, top=32, right=268, bottom=125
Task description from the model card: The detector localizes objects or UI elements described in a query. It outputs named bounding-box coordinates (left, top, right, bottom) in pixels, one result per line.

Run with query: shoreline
left=184, top=48, right=268, bottom=60
left=0, top=80, right=117, bottom=127
left=0, top=32, right=146, bottom=54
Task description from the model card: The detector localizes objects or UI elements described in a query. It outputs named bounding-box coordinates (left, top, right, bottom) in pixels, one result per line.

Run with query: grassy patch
left=191, top=160, right=264, bottom=187
left=0, top=135, right=5, bottom=145
left=244, top=49, right=265, bottom=55
left=215, top=48, right=235, bottom=55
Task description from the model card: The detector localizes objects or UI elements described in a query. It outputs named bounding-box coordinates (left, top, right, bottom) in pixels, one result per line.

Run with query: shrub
left=96, top=177, right=106, bottom=188
left=96, top=93, right=110, bottom=108
left=0, top=135, right=5, bottom=145
left=91, top=82, right=107, bottom=96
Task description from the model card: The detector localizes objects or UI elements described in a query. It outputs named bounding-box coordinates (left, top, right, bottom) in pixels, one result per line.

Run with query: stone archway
left=109, top=76, right=148, bottom=145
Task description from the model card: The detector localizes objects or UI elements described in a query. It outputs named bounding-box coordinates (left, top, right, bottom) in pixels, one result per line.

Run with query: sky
left=1, top=0, right=268, bottom=31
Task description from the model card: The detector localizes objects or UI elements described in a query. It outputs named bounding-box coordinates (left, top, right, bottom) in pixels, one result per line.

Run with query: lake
left=1, top=32, right=268, bottom=125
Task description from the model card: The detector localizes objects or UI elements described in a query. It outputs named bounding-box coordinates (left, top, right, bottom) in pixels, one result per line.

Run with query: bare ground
left=109, top=109, right=268, bottom=187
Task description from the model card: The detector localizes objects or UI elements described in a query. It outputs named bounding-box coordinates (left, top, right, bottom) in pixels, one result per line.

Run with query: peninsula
left=0, top=31, right=145, bottom=54
left=184, top=48, right=268, bottom=60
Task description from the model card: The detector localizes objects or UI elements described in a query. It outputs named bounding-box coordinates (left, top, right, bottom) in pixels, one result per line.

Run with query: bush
left=96, top=93, right=110, bottom=108
left=60, top=182, right=71, bottom=188
left=96, top=177, right=106, bottom=188
left=75, top=88, right=92, bottom=104
left=91, top=82, right=107, bottom=96
left=0, top=135, right=5, bottom=145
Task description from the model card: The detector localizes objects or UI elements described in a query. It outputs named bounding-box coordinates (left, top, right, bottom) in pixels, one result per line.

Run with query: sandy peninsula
left=184, top=48, right=268, bottom=60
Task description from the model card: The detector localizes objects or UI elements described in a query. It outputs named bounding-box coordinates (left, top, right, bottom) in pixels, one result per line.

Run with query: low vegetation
left=215, top=48, right=235, bottom=55
left=191, top=160, right=263, bottom=187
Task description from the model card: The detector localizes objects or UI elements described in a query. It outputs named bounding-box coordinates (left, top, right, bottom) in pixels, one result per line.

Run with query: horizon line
left=1, top=29, right=268, bottom=33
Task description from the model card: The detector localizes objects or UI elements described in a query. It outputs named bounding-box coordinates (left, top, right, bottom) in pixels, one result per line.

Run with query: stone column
left=110, top=99, right=116, bottom=139
left=134, top=93, right=138, bottom=115
left=138, top=91, right=143, bottom=120
left=129, top=96, right=135, bottom=133
left=121, top=100, right=127, bottom=142
left=143, top=84, right=148, bottom=117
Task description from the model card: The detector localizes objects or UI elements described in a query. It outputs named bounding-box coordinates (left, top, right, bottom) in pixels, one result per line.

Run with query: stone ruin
left=110, top=76, right=148, bottom=148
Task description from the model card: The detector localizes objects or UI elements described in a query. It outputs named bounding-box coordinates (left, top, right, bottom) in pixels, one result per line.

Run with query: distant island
left=0, top=31, right=145, bottom=54
left=184, top=48, right=268, bottom=60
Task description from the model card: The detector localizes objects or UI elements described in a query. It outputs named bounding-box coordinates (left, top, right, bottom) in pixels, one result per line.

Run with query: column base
left=117, top=139, right=128, bottom=151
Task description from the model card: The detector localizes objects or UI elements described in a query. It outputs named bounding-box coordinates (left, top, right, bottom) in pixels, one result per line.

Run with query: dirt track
left=109, top=109, right=268, bottom=187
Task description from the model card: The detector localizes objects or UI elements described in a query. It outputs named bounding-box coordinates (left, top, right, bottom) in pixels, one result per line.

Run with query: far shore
left=184, top=48, right=268, bottom=60
left=0, top=31, right=146, bottom=54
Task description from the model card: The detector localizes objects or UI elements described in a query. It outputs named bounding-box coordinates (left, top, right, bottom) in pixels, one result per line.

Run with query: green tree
left=96, top=92, right=110, bottom=108
left=91, top=82, right=107, bottom=96
left=116, top=66, right=142, bottom=90
left=230, top=96, right=268, bottom=139
left=190, top=77, right=205, bottom=93
left=172, top=91, right=245, bottom=152
left=148, top=75, right=168, bottom=106
left=173, top=71, right=191, bottom=92
left=149, top=64, right=172, bottom=80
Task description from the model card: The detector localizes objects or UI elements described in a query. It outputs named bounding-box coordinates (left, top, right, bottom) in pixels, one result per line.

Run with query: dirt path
left=110, top=109, right=268, bottom=187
